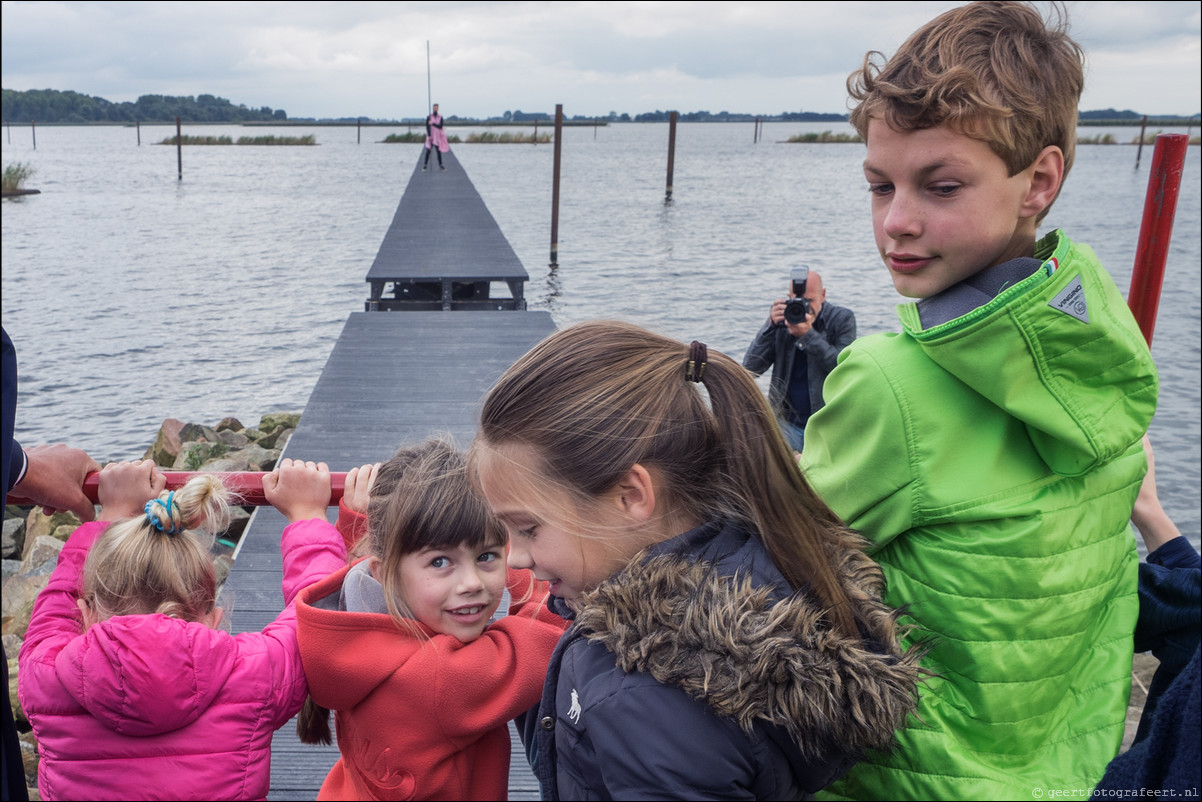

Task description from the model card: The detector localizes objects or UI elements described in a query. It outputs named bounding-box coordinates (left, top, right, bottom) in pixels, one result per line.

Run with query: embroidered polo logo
left=568, top=689, right=582, bottom=724
left=1049, top=274, right=1089, bottom=323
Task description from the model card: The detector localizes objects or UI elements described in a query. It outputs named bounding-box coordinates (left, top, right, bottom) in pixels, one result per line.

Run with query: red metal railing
left=1127, top=133, right=1189, bottom=346
left=9, top=471, right=347, bottom=507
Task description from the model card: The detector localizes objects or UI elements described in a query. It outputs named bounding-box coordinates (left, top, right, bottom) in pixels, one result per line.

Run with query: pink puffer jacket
left=18, top=519, right=345, bottom=801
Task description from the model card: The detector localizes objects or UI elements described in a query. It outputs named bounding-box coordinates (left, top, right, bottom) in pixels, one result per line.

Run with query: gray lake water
left=3, top=121, right=1199, bottom=548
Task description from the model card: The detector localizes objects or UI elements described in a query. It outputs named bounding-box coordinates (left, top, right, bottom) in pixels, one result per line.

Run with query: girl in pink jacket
left=18, top=458, right=347, bottom=801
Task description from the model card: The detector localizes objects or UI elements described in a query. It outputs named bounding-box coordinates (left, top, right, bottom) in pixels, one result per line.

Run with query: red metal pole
left=8, top=471, right=347, bottom=508
left=1127, top=133, right=1189, bottom=346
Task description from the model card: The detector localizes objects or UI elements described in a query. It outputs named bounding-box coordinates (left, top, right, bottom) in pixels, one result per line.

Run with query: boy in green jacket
left=801, top=2, right=1158, bottom=799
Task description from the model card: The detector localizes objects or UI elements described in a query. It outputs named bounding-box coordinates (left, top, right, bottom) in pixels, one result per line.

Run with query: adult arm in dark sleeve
left=3, top=327, right=18, bottom=496
left=742, top=319, right=780, bottom=376
left=3, top=328, right=100, bottom=521
left=797, top=305, right=857, bottom=374
left=2, top=326, right=28, bottom=802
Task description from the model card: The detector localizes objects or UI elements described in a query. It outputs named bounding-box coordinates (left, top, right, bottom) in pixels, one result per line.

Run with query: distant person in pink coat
left=423, top=103, right=448, bottom=171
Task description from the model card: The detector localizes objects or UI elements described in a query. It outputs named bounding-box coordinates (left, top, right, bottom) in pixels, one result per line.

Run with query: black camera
left=783, top=266, right=812, bottom=325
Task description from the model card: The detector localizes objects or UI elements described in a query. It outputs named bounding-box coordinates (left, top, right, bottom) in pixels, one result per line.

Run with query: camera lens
left=784, top=298, right=809, bottom=325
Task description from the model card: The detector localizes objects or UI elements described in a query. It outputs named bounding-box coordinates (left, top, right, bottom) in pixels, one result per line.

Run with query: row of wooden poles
left=548, top=106, right=677, bottom=268
left=5, top=132, right=1190, bottom=510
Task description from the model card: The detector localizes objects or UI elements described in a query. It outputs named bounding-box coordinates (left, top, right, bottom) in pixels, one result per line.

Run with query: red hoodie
left=296, top=508, right=567, bottom=800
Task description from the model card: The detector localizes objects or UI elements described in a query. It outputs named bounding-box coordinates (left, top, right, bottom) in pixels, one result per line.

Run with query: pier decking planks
left=365, top=149, right=529, bottom=311
left=226, top=312, right=555, bottom=801
left=225, top=149, right=556, bottom=800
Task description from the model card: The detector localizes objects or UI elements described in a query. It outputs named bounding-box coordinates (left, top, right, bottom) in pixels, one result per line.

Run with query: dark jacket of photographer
left=743, top=302, right=857, bottom=427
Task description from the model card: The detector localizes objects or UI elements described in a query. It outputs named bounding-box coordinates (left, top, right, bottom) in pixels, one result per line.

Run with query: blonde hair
left=848, top=0, right=1083, bottom=222
left=81, top=474, right=231, bottom=622
left=471, top=319, right=865, bottom=638
left=298, top=437, right=506, bottom=745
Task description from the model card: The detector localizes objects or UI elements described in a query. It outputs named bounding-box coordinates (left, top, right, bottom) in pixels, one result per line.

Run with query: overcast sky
left=2, top=1, right=1199, bottom=120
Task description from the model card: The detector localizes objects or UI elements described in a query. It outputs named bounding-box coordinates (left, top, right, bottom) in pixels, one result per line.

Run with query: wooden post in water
left=31, top=120, right=36, bottom=150
left=136, top=121, right=141, bottom=146
left=665, top=111, right=678, bottom=202
left=1135, top=115, right=1148, bottom=168
left=357, top=118, right=361, bottom=144
left=176, top=117, right=183, bottom=180
left=1127, top=133, right=1188, bottom=346
left=533, top=119, right=539, bottom=142
left=550, top=104, right=563, bottom=267
left=754, top=117, right=760, bottom=144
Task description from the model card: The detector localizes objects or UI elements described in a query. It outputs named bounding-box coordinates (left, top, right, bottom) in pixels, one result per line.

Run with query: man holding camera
left=742, top=268, right=857, bottom=452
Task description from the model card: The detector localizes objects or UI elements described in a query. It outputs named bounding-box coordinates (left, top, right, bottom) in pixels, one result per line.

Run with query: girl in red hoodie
left=294, top=438, right=567, bottom=801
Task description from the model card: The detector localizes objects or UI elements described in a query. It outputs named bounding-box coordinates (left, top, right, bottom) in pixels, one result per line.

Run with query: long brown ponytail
left=474, top=320, right=867, bottom=638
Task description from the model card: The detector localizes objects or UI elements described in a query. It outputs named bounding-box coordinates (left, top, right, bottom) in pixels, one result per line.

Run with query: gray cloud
left=2, top=0, right=1198, bottom=119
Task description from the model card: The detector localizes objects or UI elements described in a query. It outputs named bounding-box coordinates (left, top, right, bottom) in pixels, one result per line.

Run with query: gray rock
left=174, top=441, right=223, bottom=470
left=217, top=428, right=251, bottom=448
left=273, top=429, right=294, bottom=452
left=214, top=553, right=234, bottom=589
left=3, top=516, right=25, bottom=560
left=223, top=507, right=252, bottom=542
left=21, top=511, right=79, bottom=562
left=223, top=443, right=280, bottom=472
left=2, top=572, right=50, bottom=637
left=144, top=417, right=186, bottom=466
left=18, top=731, right=38, bottom=788
left=2, top=633, right=23, bottom=659
left=258, top=412, right=300, bottom=434
left=21, top=535, right=65, bottom=576
left=179, top=422, right=223, bottom=447
left=201, top=457, right=252, bottom=473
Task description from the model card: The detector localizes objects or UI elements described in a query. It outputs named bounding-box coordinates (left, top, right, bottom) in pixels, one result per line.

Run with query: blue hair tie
left=143, top=491, right=181, bottom=534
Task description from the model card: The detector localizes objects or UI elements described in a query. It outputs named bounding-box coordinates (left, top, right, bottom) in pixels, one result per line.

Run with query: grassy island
left=157, top=134, right=317, bottom=145
left=2, top=162, right=36, bottom=192
left=465, top=131, right=551, bottom=143
left=382, top=132, right=462, bottom=143
left=784, top=131, right=863, bottom=143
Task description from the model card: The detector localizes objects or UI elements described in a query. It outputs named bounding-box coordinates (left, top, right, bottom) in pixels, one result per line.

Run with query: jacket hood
left=897, top=229, right=1157, bottom=477
left=55, top=615, right=237, bottom=737
left=297, top=563, right=433, bottom=710
left=572, top=536, right=925, bottom=762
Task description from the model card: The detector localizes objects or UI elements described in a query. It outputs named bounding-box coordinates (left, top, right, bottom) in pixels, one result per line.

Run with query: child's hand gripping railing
left=8, top=471, right=348, bottom=507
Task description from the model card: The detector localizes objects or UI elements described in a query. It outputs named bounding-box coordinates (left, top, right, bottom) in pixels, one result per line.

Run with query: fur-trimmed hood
left=572, top=522, right=925, bottom=763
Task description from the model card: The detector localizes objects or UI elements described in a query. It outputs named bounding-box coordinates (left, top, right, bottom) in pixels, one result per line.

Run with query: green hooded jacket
left=803, top=229, right=1158, bottom=800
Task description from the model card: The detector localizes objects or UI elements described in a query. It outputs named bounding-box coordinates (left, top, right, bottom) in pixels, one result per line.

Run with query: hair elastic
left=685, top=340, right=708, bottom=383
left=144, top=491, right=181, bottom=534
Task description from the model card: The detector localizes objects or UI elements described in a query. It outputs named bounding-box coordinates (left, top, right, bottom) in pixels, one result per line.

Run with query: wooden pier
left=224, top=150, right=554, bottom=800
left=366, top=150, right=529, bottom=312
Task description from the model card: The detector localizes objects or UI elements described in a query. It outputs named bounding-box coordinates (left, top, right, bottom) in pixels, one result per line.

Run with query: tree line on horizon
left=2, top=88, right=1197, bottom=126
left=1, top=89, right=286, bottom=123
